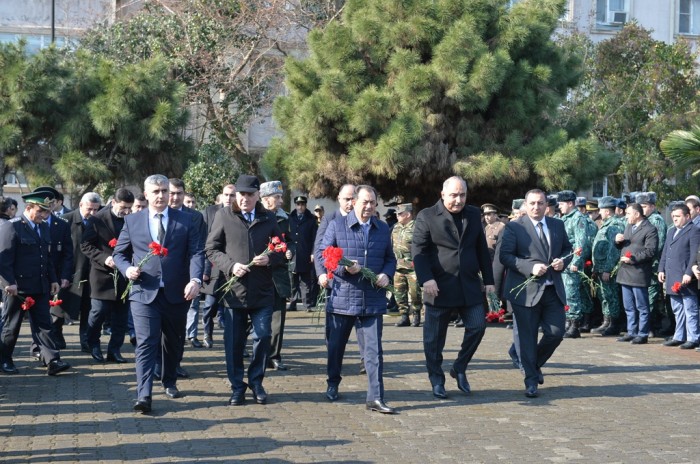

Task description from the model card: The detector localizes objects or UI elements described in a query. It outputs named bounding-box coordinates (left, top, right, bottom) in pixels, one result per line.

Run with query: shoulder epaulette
left=9, top=217, right=22, bottom=223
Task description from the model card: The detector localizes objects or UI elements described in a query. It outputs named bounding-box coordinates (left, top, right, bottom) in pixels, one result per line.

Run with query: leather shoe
left=250, top=384, right=268, bottom=404
left=663, top=339, right=684, bottom=347
left=164, top=387, right=182, bottom=399
left=525, top=385, right=539, bottom=398
left=631, top=336, right=648, bottom=344
left=1, top=361, right=18, bottom=374
left=91, top=346, right=105, bottom=363
left=47, top=359, right=71, bottom=376
left=449, top=368, right=471, bottom=394
left=617, top=334, right=634, bottom=342
left=31, top=351, right=42, bottom=361
left=176, top=366, right=190, bottom=378
left=203, top=337, right=213, bottom=349
left=680, top=341, right=699, bottom=349
left=366, top=399, right=396, bottom=414
left=432, top=384, right=448, bottom=399
left=133, top=397, right=152, bottom=413
left=188, top=338, right=203, bottom=348
left=106, top=352, right=127, bottom=363
left=229, top=388, right=246, bottom=406
left=326, top=386, right=339, bottom=402
left=268, top=359, right=288, bottom=371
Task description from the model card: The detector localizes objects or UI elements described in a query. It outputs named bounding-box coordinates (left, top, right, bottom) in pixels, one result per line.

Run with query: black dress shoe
left=250, top=384, right=268, bottom=404
left=663, top=339, right=684, bottom=347
left=326, top=386, right=339, bottom=402
left=449, top=368, right=471, bottom=394
left=617, top=335, right=634, bottom=342
left=91, top=347, right=105, bottom=363
left=203, top=337, right=213, bottom=349
left=1, top=361, right=18, bottom=374
left=525, top=385, right=539, bottom=398
left=47, top=359, right=71, bottom=376
left=31, top=351, right=42, bottom=361
left=229, top=389, right=246, bottom=406
left=176, top=366, right=190, bottom=378
left=631, top=336, right=648, bottom=344
left=268, top=359, right=288, bottom=371
left=432, top=384, right=448, bottom=399
left=106, top=352, right=127, bottom=363
left=164, top=387, right=182, bottom=399
left=134, top=397, right=152, bottom=413
left=188, top=338, right=203, bottom=348
left=680, top=341, right=699, bottom=349
left=366, top=400, right=396, bottom=414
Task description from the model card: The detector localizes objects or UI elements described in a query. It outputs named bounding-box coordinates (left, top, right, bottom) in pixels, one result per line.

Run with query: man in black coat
left=288, top=196, right=318, bottom=311
left=61, top=192, right=102, bottom=352
left=412, top=176, right=494, bottom=399
left=81, top=188, right=134, bottom=363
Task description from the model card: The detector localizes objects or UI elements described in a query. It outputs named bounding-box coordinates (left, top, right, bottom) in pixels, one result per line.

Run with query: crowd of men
left=1, top=174, right=699, bottom=414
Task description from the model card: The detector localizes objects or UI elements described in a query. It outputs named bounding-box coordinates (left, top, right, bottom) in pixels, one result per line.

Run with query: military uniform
left=482, top=204, right=504, bottom=261
left=392, top=204, right=422, bottom=327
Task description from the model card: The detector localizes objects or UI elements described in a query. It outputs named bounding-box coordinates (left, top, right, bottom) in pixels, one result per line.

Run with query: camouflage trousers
left=596, top=278, right=621, bottom=319
left=394, top=270, right=422, bottom=316
left=562, top=270, right=593, bottom=321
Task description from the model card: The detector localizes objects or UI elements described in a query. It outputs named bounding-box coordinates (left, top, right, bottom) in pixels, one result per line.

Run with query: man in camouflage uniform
left=558, top=190, right=596, bottom=338
left=637, top=192, right=669, bottom=336
left=393, top=204, right=422, bottom=327
left=591, top=197, right=625, bottom=336
left=482, top=204, right=504, bottom=262
left=576, top=197, right=587, bottom=215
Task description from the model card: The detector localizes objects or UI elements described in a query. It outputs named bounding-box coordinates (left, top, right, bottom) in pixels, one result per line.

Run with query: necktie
left=157, top=213, right=165, bottom=244
left=34, top=223, right=41, bottom=238
left=537, top=222, right=549, bottom=257
left=246, top=212, right=252, bottom=223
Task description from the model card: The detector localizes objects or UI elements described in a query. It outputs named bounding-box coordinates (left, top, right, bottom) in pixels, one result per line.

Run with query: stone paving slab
left=1, top=312, right=699, bottom=463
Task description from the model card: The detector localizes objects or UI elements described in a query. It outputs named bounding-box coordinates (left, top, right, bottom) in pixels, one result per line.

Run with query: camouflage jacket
left=561, top=209, right=595, bottom=268
left=646, top=211, right=667, bottom=258
left=592, top=217, right=625, bottom=273
left=392, top=219, right=416, bottom=271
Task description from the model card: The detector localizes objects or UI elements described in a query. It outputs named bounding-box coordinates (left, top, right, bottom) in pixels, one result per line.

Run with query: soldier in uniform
left=616, top=197, right=628, bottom=221
left=392, top=203, right=422, bottom=327
left=510, top=199, right=525, bottom=220
left=557, top=190, right=596, bottom=338
left=587, top=200, right=603, bottom=228
left=0, top=192, right=71, bottom=375
left=591, top=197, right=625, bottom=336
left=576, top=197, right=587, bottom=215
left=545, top=195, right=559, bottom=218
left=637, top=192, right=669, bottom=337
left=482, top=204, right=504, bottom=262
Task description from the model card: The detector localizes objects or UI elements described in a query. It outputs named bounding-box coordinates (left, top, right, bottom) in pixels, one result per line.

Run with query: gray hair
left=80, top=192, right=102, bottom=204
left=442, top=176, right=467, bottom=191
left=144, top=174, right=169, bottom=190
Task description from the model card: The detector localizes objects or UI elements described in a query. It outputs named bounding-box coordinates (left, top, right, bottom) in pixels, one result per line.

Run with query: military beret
left=636, top=192, right=656, bottom=205
left=383, top=208, right=396, bottom=218
left=546, top=195, right=557, bottom=207
left=481, top=203, right=498, bottom=214
left=585, top=200, right=599, bottom=211
left=575, top=196, right=587, bottom=207
left=598, top=196, right=617, bottom=209
left=294, top=195, right=307, bottom=204
left=396, top=203, right=413, bottom=214
left=557, top=190, right=576, bottom=202
left=259, top=181, right=283, bottom=198
left=512, top=199, right=524, bottom=210
left=22, top=191, right=54, bottom=210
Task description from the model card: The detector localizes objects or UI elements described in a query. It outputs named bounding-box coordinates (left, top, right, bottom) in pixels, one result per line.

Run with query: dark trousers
left=326, top=312, right=384, bottom=402
left=270, top=292, right=287, bottom=361
left=86, top=298, right=129, bottom=353
left=77, top=284, right=92, bottom=346
left=200, top=294, right=220, bottom=339
left=1, top=293, right=59, bottom=365
left=131, top=291, right=188, bottom=399
left=224, top=305, right=272, bottom=391
left=423, top=303, right=486, bottom=387
left=511, top=287, right=565, bottom=388
left=291, top=270, right=318, bottom=308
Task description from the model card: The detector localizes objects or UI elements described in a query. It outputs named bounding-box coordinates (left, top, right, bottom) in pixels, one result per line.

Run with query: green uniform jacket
left=561, top=209, right=595, bottom=268
left=392, top=219, right=415, bottom=272
left=592, top=217, right=625, bottom=273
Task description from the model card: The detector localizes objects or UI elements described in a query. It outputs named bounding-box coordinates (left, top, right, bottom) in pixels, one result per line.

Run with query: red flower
left=322, top=246, right=346, bottom=275
left=625, top=251, right=632, bottom=259
left=49, top=295, right=63, bottom=307
left=564, top=305, right=570, bottom=312
left=585, top=260, right=592, bottom=268
left=108, top=238, right=118, bottom=248
left=21, top=296, right=35, bottom=311
left=672, top=281, right=682, bottom=293
left=574, top=248, right=582, bottom=256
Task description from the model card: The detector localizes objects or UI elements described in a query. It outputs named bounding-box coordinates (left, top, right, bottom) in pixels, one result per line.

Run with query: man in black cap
left=288, top=195, right=318, bottom=311
left=205, top=174, right=283, bottom=406
left=0, top=191, right=71, bottom=375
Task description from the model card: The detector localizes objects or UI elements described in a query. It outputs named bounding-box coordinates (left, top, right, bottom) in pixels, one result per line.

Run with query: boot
left=601, top=317, right=622, bottom=336
left=563, top=319, right=581, bottom=339
left=591, top=316, right=610, bottom=335
left=411, top=313, right=421, bottom=327
left=395, top=314, right=410, bottom=327
left=579, top=313, right=592, bottom=333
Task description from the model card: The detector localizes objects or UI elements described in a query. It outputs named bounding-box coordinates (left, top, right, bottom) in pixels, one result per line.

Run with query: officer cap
left=234, top=174, right=260, bottom=193
left=585, top=200, right=599, bottom=212
left=22, top=191, right=54, bottom=210
left=636, top=192, right=656, bottom=205
left=383, top=208, right=396, bottom=218
left=314, top=204, right=324, bottom=212
left=557, top=190, right=576, bottom=202
left=481, top=203, right=498, bottom=214
left=294, top=195, right=307, bottom=204
left=33, top=186, right=60, bottom=199
left=259, top=181, right=283, bottom=198
left=575, top=196, right=587, bottom=207
left=396, top=203, right=413, bottom=214
left=546, top=195, right=557, bottom=207
left=511, top=199, right=524, bottom=210
left=598, top=196, right=617, bottom=209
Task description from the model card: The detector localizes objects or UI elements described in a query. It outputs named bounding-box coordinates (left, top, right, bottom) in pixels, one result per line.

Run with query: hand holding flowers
left=218, top=236, right=287, bottom=297
left=510, top=247, right=582, bottom=298
left=121, top=241, right=168, bottom=301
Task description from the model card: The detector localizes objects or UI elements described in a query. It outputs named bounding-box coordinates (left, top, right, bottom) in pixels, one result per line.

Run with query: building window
left=679, top=0, right=700, bottom=35
left=596, top=0, right=628, bottom=25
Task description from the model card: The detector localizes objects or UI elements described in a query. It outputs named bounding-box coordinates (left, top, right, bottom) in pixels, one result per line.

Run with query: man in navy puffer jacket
left=318, top=185, right=397, bottom=414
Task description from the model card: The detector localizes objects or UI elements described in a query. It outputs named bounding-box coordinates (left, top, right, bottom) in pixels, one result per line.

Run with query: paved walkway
left=1, top=312, right=699, bottom=463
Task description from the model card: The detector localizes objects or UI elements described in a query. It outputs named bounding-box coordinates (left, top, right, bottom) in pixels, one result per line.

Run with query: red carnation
left=108, top=238, right=118, bottom=248
left=625, top=251, right=632, bottom=259
left=585, top=260, right=592, bottom=268
left=21, top=296, right=35, bottom=311
left=672, top=281, right=682, bottom=293
left=564, top=305, right=570, bottom=312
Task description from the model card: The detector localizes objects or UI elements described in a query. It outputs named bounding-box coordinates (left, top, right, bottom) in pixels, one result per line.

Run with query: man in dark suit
left=658, top=203, right=699, bottom=348
left=412, top=176, right=495, bottom=399
left=288, top=195, right=318, bottom=311
left=81, top=188, right=134, bottom=363
left=0, top=192, right=71, bottom=375
left=614, top=203, right=658, bottom=345
left=61, top=192, right=102, bottom=352
left=114, top=174, right=204, bottom=413
left=500, top=189, right=572, bottom=398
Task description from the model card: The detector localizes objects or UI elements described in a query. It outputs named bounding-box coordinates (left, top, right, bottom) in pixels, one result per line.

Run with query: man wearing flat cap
left=288, top=195, right=318, bottom=312
left=482, top=204, right=504, bottom=262
left=313, top=204, right=324, bottom=225
left=392, top=203, right=423, bottom=327
left=205, top=174, right=283, bottom=406
left=0, top=191, right=71, bottom=375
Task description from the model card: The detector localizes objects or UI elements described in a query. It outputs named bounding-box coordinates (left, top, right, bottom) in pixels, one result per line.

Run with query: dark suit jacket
left=60, top=209, right=91, bottom=316
left=615, top=219, right=658, bottom=287
left=314, top=209, right=342, bottom=276
left=113, top=207, right=204, bottom=305
left=81, top=207, right=128, bottom=301
left=499, top=215, right=572, bottom=307
left=658, top=223, right=700, bottom=294
left=412, top=201, right=494, bottom=307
